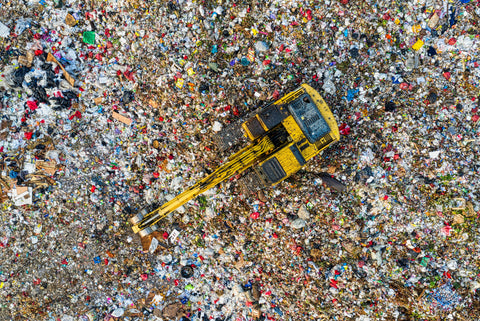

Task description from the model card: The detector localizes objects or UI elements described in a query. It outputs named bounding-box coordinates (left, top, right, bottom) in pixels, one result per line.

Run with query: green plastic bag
left=83, top=31, right=95, bottom=44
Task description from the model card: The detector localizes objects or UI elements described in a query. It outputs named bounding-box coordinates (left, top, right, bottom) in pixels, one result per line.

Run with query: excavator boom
left=131, top=135, right=276, bottom=236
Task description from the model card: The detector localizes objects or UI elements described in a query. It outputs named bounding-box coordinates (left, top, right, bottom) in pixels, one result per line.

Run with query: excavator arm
left=130, top=135, right=277, bottom=237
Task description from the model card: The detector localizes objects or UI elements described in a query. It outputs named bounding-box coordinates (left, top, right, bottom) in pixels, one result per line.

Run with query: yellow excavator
left=129, top=83, right=340, bottom=238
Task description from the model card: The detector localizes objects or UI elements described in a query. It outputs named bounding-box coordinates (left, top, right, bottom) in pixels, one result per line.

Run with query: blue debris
left=346, top=89, right=359, bottom=101
left=449, top=7, right=457, bottom=27
left=274, top=306, right=284, bottom=316
left=9, top=171, right=18, bottom=179
left=427, top=282, right=462, bottom=311
left=240, top=57, right=250, bottom=66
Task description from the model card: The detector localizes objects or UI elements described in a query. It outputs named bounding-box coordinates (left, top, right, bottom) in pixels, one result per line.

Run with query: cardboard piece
left=0, top=190, right=8, bottom=203
left=251, top=309, right=261, bottom=319
left=148, top=99, right=159, bottom=108
left=125, top=309, right=143, bottom=318
left=327, top=166, right=336, bottom=174
left=428, top=12, right=439, bottom=29
left=0, top=175, right=14, bottom=203
left=46, top=52, right=75, bottom=86
left=16, top=186, right=29, bottom=195
left=140, top=232, right=168, bottom=252
left=65, top=13, right=77, bottom=26
left=452, top=214, right=464, bottom=225
left=234, top=255, right=246, bottom=270
left=36, top=160, right=57, bottom=175
left=141, top=235, right=153, bottom=252
left=9, top=186, right=33, bottom=206
left=26, top=51, right=35, bottom=64
left=94, top=97, right=103, bottom=105
left=112, top=112, right=132, bottom=125
left=18, top=50, right=35, bottom=67
left=18, top=56, right=30, bottom=67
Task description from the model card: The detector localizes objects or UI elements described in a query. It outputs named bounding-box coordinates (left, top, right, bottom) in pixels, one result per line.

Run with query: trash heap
left=1, top=0, right=480, bottom=320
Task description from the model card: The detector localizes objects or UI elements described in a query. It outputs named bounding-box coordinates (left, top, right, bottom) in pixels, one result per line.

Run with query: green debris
left=83, top=31, right=96, bottom=45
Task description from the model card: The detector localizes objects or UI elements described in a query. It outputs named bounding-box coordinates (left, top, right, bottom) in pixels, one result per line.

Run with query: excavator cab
left=241, top=84, right=339, bottom=187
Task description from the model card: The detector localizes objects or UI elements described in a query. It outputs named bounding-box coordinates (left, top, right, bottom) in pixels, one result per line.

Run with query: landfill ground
left=1, top=0, right=480, bottom=320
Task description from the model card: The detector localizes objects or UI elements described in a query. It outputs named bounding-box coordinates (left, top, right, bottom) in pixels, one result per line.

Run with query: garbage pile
left=1, top=0, right=480, bottom=320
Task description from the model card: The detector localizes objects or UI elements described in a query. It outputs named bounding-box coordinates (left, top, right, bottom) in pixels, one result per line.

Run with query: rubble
left=0, top=0, right=480, bottom=320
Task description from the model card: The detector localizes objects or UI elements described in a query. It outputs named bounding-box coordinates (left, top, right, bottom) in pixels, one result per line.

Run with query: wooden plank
left=112, top=112, right=132, bottom=125
left=46, top=52, right=75, bottom=86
